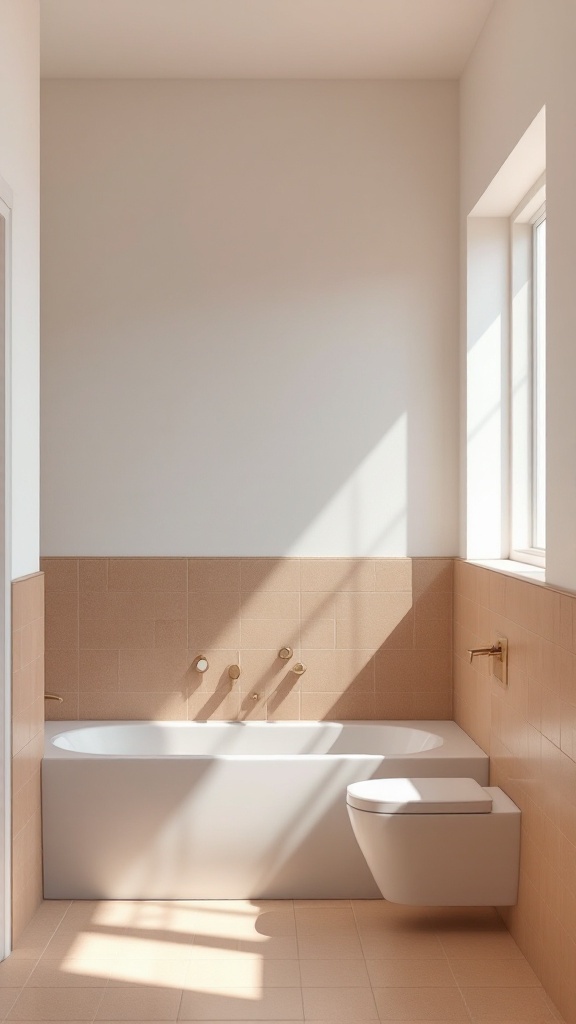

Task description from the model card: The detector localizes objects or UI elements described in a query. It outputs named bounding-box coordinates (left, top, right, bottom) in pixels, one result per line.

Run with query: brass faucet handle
left=228, top=664, right=241, bottom=681
left=193, top=655, right=209, bottom=673
left=292, top=662, right=306, bottom=675
left=278, top=646, right=293, bottom=660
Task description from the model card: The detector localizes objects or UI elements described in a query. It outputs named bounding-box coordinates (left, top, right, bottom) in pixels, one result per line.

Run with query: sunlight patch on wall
left=465, top=218, right=508, bottom=559
left=288, top=413, right=407, bottom=557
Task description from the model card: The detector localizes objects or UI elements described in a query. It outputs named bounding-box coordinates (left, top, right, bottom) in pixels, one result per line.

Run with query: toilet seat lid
left=346, top=777, right=492, bottom=814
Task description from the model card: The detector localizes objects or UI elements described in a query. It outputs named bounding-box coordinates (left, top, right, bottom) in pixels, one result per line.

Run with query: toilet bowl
left=347, top=777, right=520, bottom=906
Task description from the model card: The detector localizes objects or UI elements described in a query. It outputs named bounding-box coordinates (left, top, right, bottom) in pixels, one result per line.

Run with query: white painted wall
left=0, top=1, right=40, bottom=579
left=41, top=80, right=459, bottom=557
left=465, top=217, right=509, bottom=560
left=461, top=0, right=576, bottom=590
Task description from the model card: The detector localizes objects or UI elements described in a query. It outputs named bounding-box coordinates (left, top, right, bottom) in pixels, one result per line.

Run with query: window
left=510, top=177, right=546, bottom=567
left=532, top=211, right=546, bottom=552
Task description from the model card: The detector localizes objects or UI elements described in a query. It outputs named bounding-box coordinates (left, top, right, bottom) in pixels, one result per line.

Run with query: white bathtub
left=42, top=720, right=488, bottom=899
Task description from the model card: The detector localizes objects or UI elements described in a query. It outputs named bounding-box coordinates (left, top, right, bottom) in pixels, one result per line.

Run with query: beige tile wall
left=42, top=557, right=452, bottom=722
left=454, top=558, right=576, bottom=1024
left=11, top=572, right=44, bottom=944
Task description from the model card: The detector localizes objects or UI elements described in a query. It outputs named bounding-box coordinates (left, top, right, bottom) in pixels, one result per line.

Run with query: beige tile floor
left=0, top=899, right=564, bottom=1023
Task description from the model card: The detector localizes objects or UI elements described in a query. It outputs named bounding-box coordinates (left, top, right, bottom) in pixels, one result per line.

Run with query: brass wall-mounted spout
left=467, top=637, right=508, bottom=686
left=44, top=693, right=63, bottom=702
left=467, top=643, right=502, bottom=664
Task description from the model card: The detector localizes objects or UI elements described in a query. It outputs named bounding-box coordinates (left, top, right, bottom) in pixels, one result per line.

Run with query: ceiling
left=40, top=0, right=496, bottom=79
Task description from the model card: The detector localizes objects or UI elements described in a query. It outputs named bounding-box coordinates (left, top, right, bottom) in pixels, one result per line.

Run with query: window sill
left=465, top=558, right=545, bottom=585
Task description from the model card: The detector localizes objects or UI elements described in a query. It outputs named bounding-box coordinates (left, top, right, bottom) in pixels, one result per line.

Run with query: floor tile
left=0, top=990, right=21, bottom=1018
left=372, top=986, right=470, bottom=1021
left=423, top=913, right=479, bottom=934
left=92, top=902, right=176, bottom=927
left=11, top=903, right=72, bottom=960
left=7, top=987, right=104, bottom=1020
left=26, top=960, right=109, bottom=987
left=103, top=960, right=189, bottom=988
left=44, top=932, right=197, bottom=962
left=0, top=960, right=35, bottom=987
left=366, top=959, right=455, bottom=988
left=238, top=938, right=299, bottom=960
left=460, top=985, right=558, bottom=1020
left=351, top=901, right=429, bottom=923
left=297, top=936, right=365, bottom=960
left=449, top=958, right=542, bottom=987
left=189, top=941, right=242, bottom=960
left=301, top=987, right=378, bottom=1020
left=178, top=987, right=304, bottom=1020
left=95, top=985, right=183, bottom=1020
left=175, top=903, right=274, bottom=942
left=294, top=902, right=351, bottom=909
left=295, top=911, right=359, bottom=937
left=437, top=930, right=524, bottom=960
left=252, top=910, right=296, bottom=939
left=359, top=931, right=445, bottom=960
left=184, top=958, right=300, bottom=990
left=457, top=1019, right=556, bottom=1024
left=299, top=961, right=370, bottom=988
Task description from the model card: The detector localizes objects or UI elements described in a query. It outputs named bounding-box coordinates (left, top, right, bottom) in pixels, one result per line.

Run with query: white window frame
left=0, top=183, right=12, bottom=960
left=509, top=174, right=546, bottom=569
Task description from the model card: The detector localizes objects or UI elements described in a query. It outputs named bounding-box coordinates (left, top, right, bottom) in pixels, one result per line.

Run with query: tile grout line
left=89, top=974, right=108, bottom=1024
left=290, top=898, right=305, bottom=1019
left=442, top=954, right=474, bottom=1024
left=175, top=982, right=185, bottom=1023
left=351, top=902, right=381, bottom=1021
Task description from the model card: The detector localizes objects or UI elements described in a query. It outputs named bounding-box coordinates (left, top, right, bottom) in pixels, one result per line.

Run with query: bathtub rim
left=43, top=719, right=487, bottom=762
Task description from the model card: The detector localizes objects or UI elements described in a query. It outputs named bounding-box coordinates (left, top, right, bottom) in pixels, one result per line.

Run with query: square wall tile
left=241, top=558, right=300, bottom=594
left=45, top=592, right=78, bottom=651
left=336, top=593, right=413, bottom=650
left=301, top=559, right=375, bottom=593
left=41, top=558, right=78, bottom=594
left=189, top=558, right=241, bottom=592
left=108, top=557, right=187, bottom=592
left=374, top=558, right=413, bottom=592
left=412, top=558, right=453, bottom=596
left=78, top=557, right=108, bottom=591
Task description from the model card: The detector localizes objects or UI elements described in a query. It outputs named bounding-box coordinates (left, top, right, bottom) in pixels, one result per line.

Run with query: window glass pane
left=533, top=217, right=546, bottom=550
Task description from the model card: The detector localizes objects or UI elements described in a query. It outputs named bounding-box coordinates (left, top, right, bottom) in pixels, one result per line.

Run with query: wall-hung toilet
left=347, top=777, right=520, bottom=906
